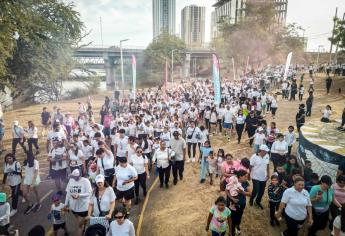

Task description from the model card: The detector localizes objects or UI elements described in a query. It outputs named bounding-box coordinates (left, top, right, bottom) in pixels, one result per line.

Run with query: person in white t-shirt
left=65, top=169, right=92, bottom=236
left=114, top=156, right=138, bottom=215
left=3, top=153, right=21, bottom=217
left=130, top=147, right=149, bottom=205
left=87, top=174, right=116, bottom=220
left=26, top=121, right=39, bottom=155
left=333, top=206, right=345, bottom=236
left=49, top=141, right=68, bottom=193
left=22, top=152, right=41, bottom=215
left=252, top=127, right=266, bottom=154
left=68, top=142, right=85, bottom=175
left=321, top=105, right=332, bottom=123
left=223, top=105, right=234, bottom=140
left=108, top=205, right=135, bottom=236
left=95, top=147, right=115, bottom=186
left=249, top=144, right=270, bottom=209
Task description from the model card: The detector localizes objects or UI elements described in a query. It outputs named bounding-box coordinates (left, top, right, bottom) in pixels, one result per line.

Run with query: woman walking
left=108, top=205, right=135, bottom=236
left=276, top=176, right=313, bottom=236
left=235, top=110, right=246, bottom=144
left=27, top=121, right=39, bottom=155
left=130, top=147, right=149, bottom=204
left=152, top=140, right=172, bottom=188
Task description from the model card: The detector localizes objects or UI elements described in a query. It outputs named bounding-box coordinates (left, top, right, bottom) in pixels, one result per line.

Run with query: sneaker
left=235, top=227, right=241, bottom=235
left=192, top=158, right=195, bottom=162
left=32, top=203, right=42, bottom=212
left=173, top=179, right=177, bottom=185
left=24, top=205, right=34, bottom=215
left=165, top=183, right=169, bottom=189
left=10, top=209, right=17, bottom=217
left=21, top=198, right=26, bottom=203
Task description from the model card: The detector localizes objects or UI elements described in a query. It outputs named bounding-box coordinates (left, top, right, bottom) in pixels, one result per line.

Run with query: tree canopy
left=0, top=0, right=84, bottom=103
left=330, top=16, right=345, bottom=51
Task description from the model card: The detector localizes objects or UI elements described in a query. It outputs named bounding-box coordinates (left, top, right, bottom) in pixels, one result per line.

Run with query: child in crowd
left=216, top=149, right=225, bottom=178
left=200, top=141, right=212, bottom=183
left=87, top=157, right=98, bottom=185
left=226, top=174, right=244, bottom=211
left=302, top=160, right=313, bottom=182
left=252, top=127, right=266, bottom=154
left=284, top=126, right=295, bottom=157
left=268, top=175, right=284, bottom=227
left=305, top=173, right=320, bottom=192
left=207, top=152, right=217, bottom=185
left=48, top=194, right=69, bottom=236
left=206, top=196, right=232, bottom=236
left=283, top=155, right=299, bottom=176
left=0, top=193, right=11, bottom=236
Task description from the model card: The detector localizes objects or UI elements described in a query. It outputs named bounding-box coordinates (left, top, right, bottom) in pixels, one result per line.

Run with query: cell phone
left=317, top=190, right=323, bottom=195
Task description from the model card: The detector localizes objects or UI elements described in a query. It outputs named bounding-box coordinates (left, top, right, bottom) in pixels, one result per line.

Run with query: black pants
left=231, top=204, right=246, bottom=236
left=134, top=173, right=147, bottom=197
left=308, top=209, right=329, bottom=236
left=247, top=128, right=256, bottom=146
left=298, top=93, right=303, bottom=101
left=269, top=201, right=280, bottom=221
left=287, top=146, right=292, bottom=157
left=267, top=103, right=272, bottom=111
left=12, top=138, right=27, bottom=156
left=172, top=160, right=184, bottom=181
left=290, top=93, right=296, bottom=101
left=10, top=184, right=21, bottom=210
left=28, top=138, right=39, bottom=153
left=205, top=119, right=210, bottom=130
left=235, top=124, right=245, bottom=143
left=158, top=165, right=171, bottom=186
left=306, top=105, right=312, bottom=116
left=187, top=142, right=197, bottom=159
left=329, top=203, right=340, bottom=231
left=250, top=179, right=266, bottom=204
left=326, top=85, right=331, bottom=94
left=284, top=213, right=305, bottom=236
left=271, top=153, right=286, bottom=172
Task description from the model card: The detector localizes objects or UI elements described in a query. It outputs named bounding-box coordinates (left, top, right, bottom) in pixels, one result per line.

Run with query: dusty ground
left=140, top=74, right=345, bottom=236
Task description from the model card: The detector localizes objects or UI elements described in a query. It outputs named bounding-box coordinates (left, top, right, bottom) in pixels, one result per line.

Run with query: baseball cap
left=0, top=192, right=6, bottom=203
left=52, top=194, right=61, bottom=202
left=71, top=169, right=80, bottom=177
left=95, top=174, right=105, bottom=183
left=259, top=144, right=270, bottom=152
left=258, top=127, right=264, bottom=132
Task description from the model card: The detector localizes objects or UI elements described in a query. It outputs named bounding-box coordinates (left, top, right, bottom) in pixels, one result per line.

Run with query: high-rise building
left=181, top=5, right=206, bottom=47
left=152, top=0, right=176, bottom=39
left=210, top=0, right=287, bottom=39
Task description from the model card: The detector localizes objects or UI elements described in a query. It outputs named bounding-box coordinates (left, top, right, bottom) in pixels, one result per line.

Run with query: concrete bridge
left=73, top=46, right=214, bottom=87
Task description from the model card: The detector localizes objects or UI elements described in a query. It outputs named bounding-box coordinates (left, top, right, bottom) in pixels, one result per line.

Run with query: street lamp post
left=316, top=45, right=324, bottom=70
left=120, top=38, right=129, bottom=88
left=171, top=49, right=178, bottom=83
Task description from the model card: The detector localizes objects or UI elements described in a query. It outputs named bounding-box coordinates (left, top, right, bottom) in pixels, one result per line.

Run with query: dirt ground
left=140, top=74, right=345, bottom=236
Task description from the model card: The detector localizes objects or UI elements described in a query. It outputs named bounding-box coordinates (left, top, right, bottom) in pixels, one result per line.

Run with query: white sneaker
left=22, top=198, right=26, bottom=203
left=192, top=158, right=196, bottom=162
left=10, top=209, right=17, bottom=217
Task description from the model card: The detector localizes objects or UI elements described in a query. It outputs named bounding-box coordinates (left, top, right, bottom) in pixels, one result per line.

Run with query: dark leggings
left=235, top=124, right=245, bottom=143
left=284, top=213, right=305, bottom=236
left=247, top=128, right=256, bottom=145
left=250, top=179, right=266, bottom=204
left=12, top=138, right=27, bottom=156
left=231, top=203, right=246, bottom=236
left=134, top=173, right=147, bottom=197
left=28, top=138, right=39, bottom=153
left=271, top=107, right=277, bottom=116
left=267, top=103, right=272, bottom=111
left=308, top=209, right=329, bottom=236
left=269, top=201, right=280, bottom=221
left=217, top=119, right=223, bottom=133
left=187, top=142, right=197, bottom=159
left=10, top=184, right=21, bottom=210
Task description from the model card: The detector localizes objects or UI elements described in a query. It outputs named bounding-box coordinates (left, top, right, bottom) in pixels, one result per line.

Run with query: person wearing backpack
left=2, top=153, right=22, bottom=217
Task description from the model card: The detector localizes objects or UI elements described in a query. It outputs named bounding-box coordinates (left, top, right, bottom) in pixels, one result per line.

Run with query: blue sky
left=67, top=0, right=345, bottom=52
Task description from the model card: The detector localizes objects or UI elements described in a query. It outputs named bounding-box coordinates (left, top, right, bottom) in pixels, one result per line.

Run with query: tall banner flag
left=212, top=54, right=221, bottom=105
left=131, top=55, right=137, bottom=100
left=283, top=52, right=293, bottom=81
left=245, top=56, right=250, bottom=74
left=232, top=57, right=236, bottom=81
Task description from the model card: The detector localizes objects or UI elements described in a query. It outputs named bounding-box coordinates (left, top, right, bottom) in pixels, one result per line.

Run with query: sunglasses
left=136, top=151, right=142, bottom=153
left=114, top=215, right=124, bottom=219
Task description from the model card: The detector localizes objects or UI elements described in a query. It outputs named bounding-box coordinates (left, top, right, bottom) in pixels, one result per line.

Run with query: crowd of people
left=0, top=64, right=344, bottom=236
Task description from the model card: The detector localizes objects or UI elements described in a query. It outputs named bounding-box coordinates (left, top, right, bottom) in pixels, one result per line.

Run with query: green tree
left=330, top=17, right=345, bottom=51
left=0, top=0, right=84, bottom=103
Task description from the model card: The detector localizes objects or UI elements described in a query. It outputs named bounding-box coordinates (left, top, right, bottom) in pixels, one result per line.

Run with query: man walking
left=250, top=144, right=270, bottom=209
left=326, top=75, right=333, bottom=94
left=170, top=131, right=186, bottom=185
left=305, top=91, right=314, bottom=117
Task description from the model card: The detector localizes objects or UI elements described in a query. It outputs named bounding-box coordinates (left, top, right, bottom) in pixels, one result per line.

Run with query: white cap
left=258, top=127, right=264, bottom=132
left=71, top=169, right=80, bottom=177
left=13, top=120, right=19, bottom=126
left=259, top=144, right=270, bottom=152
left=95, top=174, right=105, bottom=183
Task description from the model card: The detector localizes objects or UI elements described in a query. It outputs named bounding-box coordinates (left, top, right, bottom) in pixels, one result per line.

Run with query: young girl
left=200, top=141, right=212, bottom=183
left=216, top=149, right=225, bottom=178
left=207, top=151, right=217, bottom=185
left=23, top=152, right=41, bottom=215
left=206, top=196, right=232, bottom=236
left=48, top=194, right=68, bottom=236
left=3, top=153, right=22, bottom=216
left=268, top=175, right=284, bottom=227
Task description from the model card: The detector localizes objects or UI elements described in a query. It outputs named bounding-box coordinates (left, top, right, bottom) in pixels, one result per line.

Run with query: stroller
left=84, top=217, right=110, bottom=236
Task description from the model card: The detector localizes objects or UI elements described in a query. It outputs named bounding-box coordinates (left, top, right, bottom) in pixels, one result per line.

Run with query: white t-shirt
left=333, top=216, right=345, bottom=236
left=81, top=145, right=93, bottom=160
left=68, top=149, right=84, bottom=167
left=51, top=203, right=65, bottom=225
left=271, top=140, right=288, bottom=154
left=90, top=187, right=116, bottom=216
left=186, top=127, right=201, bottom=143
left=224, top=110, right=234, bottom=123
left=127, top=144, right=138, bottom=161
left=23, top=160, right=40, bottom=186
left=4, top=161, right=21, bottom=186
left=254, top=133, right=266, bottom=145
left=281, top=187, right=312, bottom=221
left=115, top=165, right=138, bottom=191
left=152, top=148, right=171, bottom=168
left=271, top=98, right=278, bottom=108
left=250, top=153, right=269, bottom=181
left=129, top=154, right=148, bottom=174
left=109, top=219, right=135, bottom=236
left=50, top=147, right=68, bottom=170
left=236, top=115, right=246, bottom=125
left=27, top=127, right=38, bottom=139
left=115, top=137, right=128, bottom=157
left=97, top=153, right=114, bottom=175
left=322, top=109, right=332, bottom=119
left=65, top=177, right=92, bottom=212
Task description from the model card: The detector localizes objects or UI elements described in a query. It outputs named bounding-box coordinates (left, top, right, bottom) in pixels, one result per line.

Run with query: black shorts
left=116, top=187, right=134, bottom=200
left=53, top=223, right=66, bottom=231
left=209, top=122, right=217, bottom=125
left=72, top=210, right=88, bottom=217
left=51, top=169, right=67, bottom=180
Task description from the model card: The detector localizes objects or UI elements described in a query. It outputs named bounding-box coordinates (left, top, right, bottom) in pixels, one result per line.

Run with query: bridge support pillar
left=183, top=53, right=191, bottom=78
left=104, top=57, right=116, bottom=90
